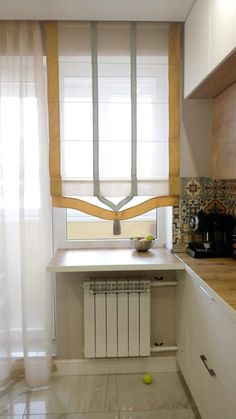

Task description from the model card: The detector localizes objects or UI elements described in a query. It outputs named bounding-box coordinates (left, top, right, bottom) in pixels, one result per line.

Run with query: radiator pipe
left=150, top=281, right=178, bottom=287
left=150, top=345, right=178, bottom=352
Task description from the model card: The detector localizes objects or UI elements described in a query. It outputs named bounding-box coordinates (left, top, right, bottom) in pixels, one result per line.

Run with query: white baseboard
left=54, top=356, right=177, bottom=376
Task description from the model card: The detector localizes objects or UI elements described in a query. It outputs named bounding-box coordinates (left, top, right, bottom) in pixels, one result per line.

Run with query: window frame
left=52, top=206, right=172, bottom=250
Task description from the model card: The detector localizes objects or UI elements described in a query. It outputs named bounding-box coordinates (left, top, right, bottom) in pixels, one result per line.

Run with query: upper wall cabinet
left=210, top=0, right=236, bottom=69
left=184, top=0, right=236, bottom=98
left=184, top=0, right=210, bottom=98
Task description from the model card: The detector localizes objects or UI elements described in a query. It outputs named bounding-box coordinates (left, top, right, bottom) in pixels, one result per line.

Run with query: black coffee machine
left=187, top=211, right=235, bottom=258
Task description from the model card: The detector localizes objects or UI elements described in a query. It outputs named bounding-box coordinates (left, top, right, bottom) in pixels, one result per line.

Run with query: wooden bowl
left=132, top=237, right=154, bottom=252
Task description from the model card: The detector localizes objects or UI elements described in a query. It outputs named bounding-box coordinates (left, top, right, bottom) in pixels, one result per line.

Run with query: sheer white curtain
left=0, top=22, right=53, bottom=389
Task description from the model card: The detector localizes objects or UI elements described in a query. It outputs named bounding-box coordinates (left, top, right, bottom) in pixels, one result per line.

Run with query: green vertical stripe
left=90, top=21, right=137, bottom=219
left=91, top=21, right=100, bottom=196
left=131, top=22, right=138, bottom=196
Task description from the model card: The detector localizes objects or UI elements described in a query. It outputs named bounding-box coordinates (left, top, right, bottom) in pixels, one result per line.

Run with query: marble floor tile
left=24, top=376, right=78, bottom=415
left=65, top=414, right=119, bottom=419
left=119, top=408, right=197, bottom=418
left=117, top=373, right=192, bottom=412
left=23, top=416, right=65, bottom=419
left=67, top=375, right=118, bottom=413
left=1, top=373, right=198, bottom=419
left=23, top=414, right=119, bottom=419
left=0, top=379, right=29, bottom=416
left=0, top=416, right=24, bottom=419
left=23, top=416, right=64, bottom=419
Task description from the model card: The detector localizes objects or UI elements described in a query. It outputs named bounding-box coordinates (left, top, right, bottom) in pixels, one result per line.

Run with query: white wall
left=54, top=31, right=213, bottom=360
left=56, top=271, right=176, bottom=359
left=54, top=100, right=212, bottom=359
left=180, top=98, right=212, bottom=177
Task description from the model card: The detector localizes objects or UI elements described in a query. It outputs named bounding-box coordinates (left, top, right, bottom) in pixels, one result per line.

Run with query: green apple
left=144, top=234, right=155, bottom=241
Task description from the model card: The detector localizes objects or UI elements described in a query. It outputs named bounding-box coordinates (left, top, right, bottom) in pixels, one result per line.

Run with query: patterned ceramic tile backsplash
left=173, top=177, right=236, bottom=252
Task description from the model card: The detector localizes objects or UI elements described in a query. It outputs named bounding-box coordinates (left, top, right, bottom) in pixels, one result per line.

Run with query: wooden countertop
left=176, top=254, right=236, bottom=311
left=47, top=247, right=185, bottom=273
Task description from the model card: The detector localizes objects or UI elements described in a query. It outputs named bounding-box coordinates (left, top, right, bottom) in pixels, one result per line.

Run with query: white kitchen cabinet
left=184, top=0, right=236, bottom=98
left=176, top=270, right=190, bottom=381
left=188, top=331, right=236, bottom=419
left=176, top=269, right=236, bottom=418
left=184, top=0, right=211, bottom=97
left=210, top=0, right=236, bottom=70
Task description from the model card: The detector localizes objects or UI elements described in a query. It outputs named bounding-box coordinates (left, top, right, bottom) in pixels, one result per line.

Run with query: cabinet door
left=189, top=273, right=236, bottom=405
left=187, top=333, right=211, bottom=419
left=188, top=332, right=236, bottom=419
left=210, top=0, right=236, bottom=70
left=184, top=0, right=211, bottom=97
left=176, top=271, right=190, bottom=380
left=177, top=269, right=236, bottom=417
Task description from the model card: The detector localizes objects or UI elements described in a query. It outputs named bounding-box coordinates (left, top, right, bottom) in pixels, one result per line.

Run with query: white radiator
left=84, top=279, right=150, bottom=358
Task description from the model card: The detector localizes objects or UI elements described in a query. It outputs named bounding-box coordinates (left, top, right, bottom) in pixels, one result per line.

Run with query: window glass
left=66, top=208, right=157, bottom=240
left=58, top=22, right=170, bottom=200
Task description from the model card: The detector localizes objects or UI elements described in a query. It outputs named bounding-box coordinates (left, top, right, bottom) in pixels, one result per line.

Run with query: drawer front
left=187, top=334, right=209, bottom=419
left=188, top=333, right=236, bottom=419
left=187, top=272, right=236, bottom=405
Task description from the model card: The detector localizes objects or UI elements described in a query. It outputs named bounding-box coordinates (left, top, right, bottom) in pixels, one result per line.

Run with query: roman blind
left=45, top=21, right=180, bottom=225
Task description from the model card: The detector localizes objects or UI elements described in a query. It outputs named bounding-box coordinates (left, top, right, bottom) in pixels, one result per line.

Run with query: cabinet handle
left=200, top=354, right=216, bottom=377
left=199, top=286, right=214, bottom=301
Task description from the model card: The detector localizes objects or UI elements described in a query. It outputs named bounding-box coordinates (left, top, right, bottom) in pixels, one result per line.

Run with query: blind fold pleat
left=45, top=21, right=181, bottom=220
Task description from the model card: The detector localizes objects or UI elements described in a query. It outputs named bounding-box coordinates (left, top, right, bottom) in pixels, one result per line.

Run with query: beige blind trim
left=45, top=21, right=62, bottom=196
left=46, top=21, right=181, bottom=220
left=52, top=195, right=179, bottom=220
left=169, top=23, right=181, bottom=195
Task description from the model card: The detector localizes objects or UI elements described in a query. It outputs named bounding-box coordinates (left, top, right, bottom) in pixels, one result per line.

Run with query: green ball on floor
left=143, top=373, right=153, bottom=384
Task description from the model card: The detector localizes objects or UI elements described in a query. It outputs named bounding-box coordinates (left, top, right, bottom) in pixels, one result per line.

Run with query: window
left=45, top=21, right=180, bottom=237
left=66, top=208, right=157, bottom=240
left=52, top=205, right=172, bottom=249
left=58, top=22, right=169, bottom=198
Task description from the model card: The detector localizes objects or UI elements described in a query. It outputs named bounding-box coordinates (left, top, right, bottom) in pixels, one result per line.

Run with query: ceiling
left=0, top=0, right=196, bottom=21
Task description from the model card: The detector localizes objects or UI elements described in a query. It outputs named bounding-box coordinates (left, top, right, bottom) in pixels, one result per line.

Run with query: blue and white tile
left=227, top=179, right=236, bottom=197
left=180, top=178, right=204, bottom=200
left=117, top=373, right=192, bottom=412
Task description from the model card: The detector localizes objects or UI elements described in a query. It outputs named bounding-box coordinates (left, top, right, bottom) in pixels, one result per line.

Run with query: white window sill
left=47, top=247, right=184, bottom=273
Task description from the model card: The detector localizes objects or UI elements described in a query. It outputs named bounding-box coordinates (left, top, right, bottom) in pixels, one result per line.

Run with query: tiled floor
left=0, top=372, right=199, bottom=419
